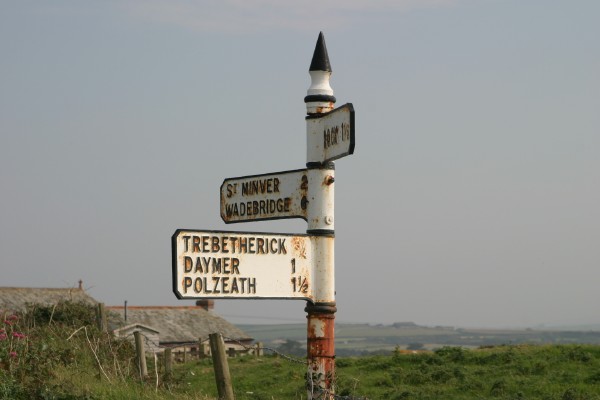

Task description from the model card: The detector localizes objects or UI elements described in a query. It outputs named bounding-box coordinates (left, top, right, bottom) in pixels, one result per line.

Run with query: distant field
left=239, top=322, right=600, bottom=356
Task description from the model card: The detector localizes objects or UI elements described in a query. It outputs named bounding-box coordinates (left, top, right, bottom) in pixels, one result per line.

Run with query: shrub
left=0, top=302, right=136, bottom=399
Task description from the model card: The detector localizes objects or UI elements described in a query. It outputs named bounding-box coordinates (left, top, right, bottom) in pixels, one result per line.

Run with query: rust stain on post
left=306, top=303, right=336, bottom=399
left=307, top=314, right=335, bottom=358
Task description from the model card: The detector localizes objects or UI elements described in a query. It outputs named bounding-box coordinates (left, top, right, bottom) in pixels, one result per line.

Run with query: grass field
left=174, top=344, right=600, bottom=399
left=4, top=303, right=600, bottom=399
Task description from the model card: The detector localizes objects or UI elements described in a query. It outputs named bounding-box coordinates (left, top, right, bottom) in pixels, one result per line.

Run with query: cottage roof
left=108, top=306, right=252, bottom=344
left=0, top=286, right=98, bottom=313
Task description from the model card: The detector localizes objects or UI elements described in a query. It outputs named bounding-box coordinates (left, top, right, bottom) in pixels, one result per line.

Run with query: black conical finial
left=309, top=32, right=332, bottom=72
left=305, top=32, right=335, bottom=114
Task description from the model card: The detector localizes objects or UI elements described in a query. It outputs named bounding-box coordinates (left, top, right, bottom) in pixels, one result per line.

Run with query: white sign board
left=172, top=230, right=314, bottom=301
left=220, top=169, right=308, bottom=223
left=307, top=103, right=355, bottom=164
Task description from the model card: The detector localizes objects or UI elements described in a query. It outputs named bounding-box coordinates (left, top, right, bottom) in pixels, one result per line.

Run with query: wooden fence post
left=134, top=331, right=148, bottom=379
left=227, top=347, right=236, bottom=358
left=164, top=348, right=172, bottom=380
left=255, top=342, right=263, bottom=357
left=209, top=333, right=234, bottom=400
left=198, top=340, right=208, bottom=359
left=96, top=303, right=107, bottom=332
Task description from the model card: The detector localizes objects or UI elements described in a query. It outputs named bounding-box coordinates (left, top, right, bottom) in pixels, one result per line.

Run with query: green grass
left=332, top=345, right=600, bottom=399
left=166, top=344, right=600, bottom=400
left=4, top=303, right=600, bottom=399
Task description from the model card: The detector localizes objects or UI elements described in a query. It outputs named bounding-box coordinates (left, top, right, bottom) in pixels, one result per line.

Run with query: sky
left=1, top=0, right=599, bottom=329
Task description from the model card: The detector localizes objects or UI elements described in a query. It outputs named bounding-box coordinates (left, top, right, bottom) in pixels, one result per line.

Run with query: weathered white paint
left=308, top=317, right=326, bottom=337
left=220, top=169, right=308, bottom=223
left=307, top=103, right=355, bottom=164
left=172, top=230, right=315, bottom=301
left=306, top=167, right=335, bottom=303
left=306, top=168, right=335, bottom=231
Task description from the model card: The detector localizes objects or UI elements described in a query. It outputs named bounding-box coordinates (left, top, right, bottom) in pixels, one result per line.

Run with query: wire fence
left=120, top=329, right=304, bottom=363
left=120, top=330, right=368, bottom=399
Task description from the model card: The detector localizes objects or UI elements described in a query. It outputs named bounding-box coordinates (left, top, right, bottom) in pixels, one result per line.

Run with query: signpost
left=220, top=169, right=308, bottom=223
left=307, top=103, right=355, bottom=164
left=172, top=32, right=353, bottom=400
left=172, top=229, right=315, bottom=301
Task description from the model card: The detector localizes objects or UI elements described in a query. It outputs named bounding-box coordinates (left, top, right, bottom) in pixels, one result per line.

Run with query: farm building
left=108, top=301, right=254, bottom=356
left=0, top=281, right=98, bottom=313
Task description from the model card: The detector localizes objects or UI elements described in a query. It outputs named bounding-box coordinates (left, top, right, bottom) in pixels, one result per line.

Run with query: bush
left=25, top=301, right=99, bottom=328
left=0, top=302, right=136, bottom=399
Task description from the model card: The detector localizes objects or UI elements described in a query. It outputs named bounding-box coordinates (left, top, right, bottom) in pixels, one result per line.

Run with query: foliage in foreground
left=333, top=345, right=600, bottom=400
left=176, top=344, right=600, bottom=400
left=3, top=302, right=600, bottom=399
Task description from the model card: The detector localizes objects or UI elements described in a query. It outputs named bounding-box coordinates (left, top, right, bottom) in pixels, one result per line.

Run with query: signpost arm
left=304, top=32, right=337, bottom=400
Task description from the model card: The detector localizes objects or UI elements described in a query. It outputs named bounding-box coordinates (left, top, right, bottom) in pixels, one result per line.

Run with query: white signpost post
left=172, top=32, right=352, bottom=400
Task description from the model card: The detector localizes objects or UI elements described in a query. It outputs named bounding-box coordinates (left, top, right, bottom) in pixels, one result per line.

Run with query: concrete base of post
left=305, top=301, right=336, bottom=400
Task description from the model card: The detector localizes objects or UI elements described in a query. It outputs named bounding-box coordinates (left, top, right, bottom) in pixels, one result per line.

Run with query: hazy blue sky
left=1, top=0, right=599, bottom=328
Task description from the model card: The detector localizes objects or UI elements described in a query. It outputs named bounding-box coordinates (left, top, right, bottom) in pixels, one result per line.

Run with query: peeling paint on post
left=305, top=32, right=338, bottom=400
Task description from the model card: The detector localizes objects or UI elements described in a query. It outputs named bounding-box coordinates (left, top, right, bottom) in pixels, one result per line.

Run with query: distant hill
left=239, top=322, right=600, bottom=356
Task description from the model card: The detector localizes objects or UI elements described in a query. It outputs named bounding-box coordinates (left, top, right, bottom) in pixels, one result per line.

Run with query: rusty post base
left=306, top=301, right=337, bottom=400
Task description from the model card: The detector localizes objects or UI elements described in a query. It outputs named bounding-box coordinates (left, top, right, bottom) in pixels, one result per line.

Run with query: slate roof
left=108, top=306, right=252, bottom=344
left=0, top=286, right=98, bottom=313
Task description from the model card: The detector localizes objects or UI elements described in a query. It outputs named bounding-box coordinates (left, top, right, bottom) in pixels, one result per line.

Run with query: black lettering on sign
left=182, top=236, right=191, bottom=252
left=323, top=126, right=340, bottom=149
left=183, top=277, right=192, bottom=293
left=212, top=277, right=221, bottom=293
left=301, top=175, right=308, bottom=191
left=222, top=258, right=230, bottom=274
left=184, top=257, right=193, bottom=273
left=222, top=237, right=229, bottom=253
left=202, top=257, right=211, bottom=273
left=212, top=258, right=222, bottom=273
left=225, top=196, right=296, bottom=219
left=291, top=276, right=309, bottom=293
left=341, top=122, right=350, bottom=141
left=259, top=200, right=266, bottom=215
left=182, top=235, right=291, bottom=255
left=221, top=277, right=230, bottom=293
left=226, top=183, right=237, bottom=198
left=193, top=277, right=201, bottom=293
left=183, top=257, right=241, bottom=274
left=257, top=238, right=265, bottom=254
left=248, top=278, right=256, bottom=294
left=232, top=258, right=240, bottom=274
left=241, top=178, right=281, bottom=196
left=212, top=237, right=220, bottom=252
left=183, top=276, right=254, bottom=295
left=279, top=238, right=287, bottom=254
left=239, top=237, right=248, bottom=253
